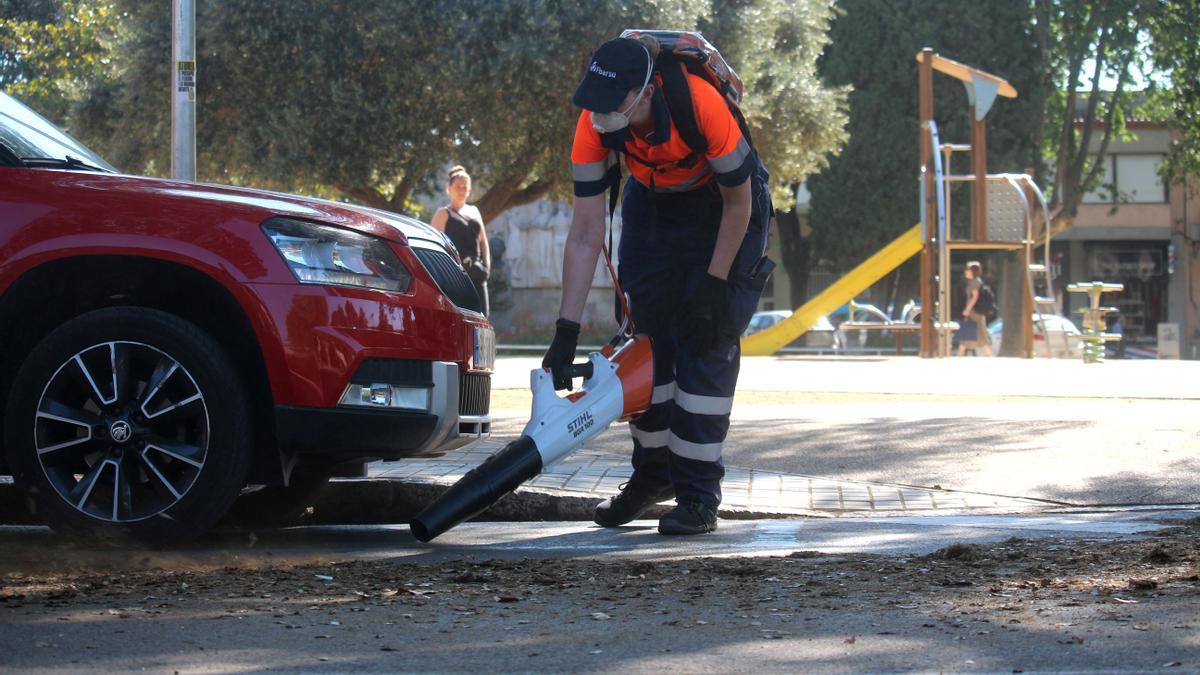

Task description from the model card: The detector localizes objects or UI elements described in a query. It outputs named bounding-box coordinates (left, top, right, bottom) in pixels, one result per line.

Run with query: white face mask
left=589, top=44, right=653, bottom=134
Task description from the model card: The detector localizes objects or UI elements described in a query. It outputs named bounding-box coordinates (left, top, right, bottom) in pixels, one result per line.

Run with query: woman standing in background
left=430, top=166, right=490, bottom=316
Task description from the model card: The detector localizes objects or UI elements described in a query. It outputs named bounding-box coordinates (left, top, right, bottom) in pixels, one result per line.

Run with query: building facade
left=1059, top=124, right=1199, bottom=358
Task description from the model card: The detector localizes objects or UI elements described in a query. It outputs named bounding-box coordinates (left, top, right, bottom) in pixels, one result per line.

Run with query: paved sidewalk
left=495, top=355, right=1200, bottom=399
left=372, top=440, right=1052, bottom=517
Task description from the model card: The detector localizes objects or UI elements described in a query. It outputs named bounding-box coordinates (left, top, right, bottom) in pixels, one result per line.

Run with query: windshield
left=0, top=91, right=116, bottom=171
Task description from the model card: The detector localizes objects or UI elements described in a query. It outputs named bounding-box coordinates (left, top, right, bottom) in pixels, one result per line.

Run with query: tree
left=1145, top=0, right=1200, bottom=187
left=696, top=1, right=848, bottom=309
left=67, top=1, right=846, bottom=224
left=71, top=1, right=703, bottom=216
left=698, top=0, right=849, bottom=209
left=807, top=0, right=1050, bottom=277
left=414, top=0, right=703, bottom=221
left=1036, top=0, right=1155, bottom=237
left=0, top=0, right=116, bottom=124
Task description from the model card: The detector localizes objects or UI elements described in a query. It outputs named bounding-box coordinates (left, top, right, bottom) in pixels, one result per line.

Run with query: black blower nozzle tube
left=410, top=435, right=543, bottom=542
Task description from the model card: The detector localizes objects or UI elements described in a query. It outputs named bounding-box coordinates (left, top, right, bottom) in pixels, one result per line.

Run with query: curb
left=307, top=479, right=1049, bottom=524
left=0, top=476, right=1057, bottom=529
left=0, top=478, right=807, bottom=528
left=0, top=480, right=36, bottom=525
left=285, top=477, right=1054, bottom=525
left=303, top=479, right=813, bottom=525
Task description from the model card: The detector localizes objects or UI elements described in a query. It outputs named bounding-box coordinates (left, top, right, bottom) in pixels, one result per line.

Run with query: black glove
left=679, top=274, right=734, bottom=355
left=542, top=318, right=580, bottom=390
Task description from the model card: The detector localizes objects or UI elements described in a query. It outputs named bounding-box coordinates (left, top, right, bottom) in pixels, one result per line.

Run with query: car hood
left=83, top=172, right=451, bottom=248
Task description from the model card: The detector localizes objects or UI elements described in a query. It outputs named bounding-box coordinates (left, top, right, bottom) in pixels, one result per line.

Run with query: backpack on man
left=615, top=29, right=754, bottom=162
left=974, top=282, right=996, bottom=317
left=598, top=30, right=756, bottom=217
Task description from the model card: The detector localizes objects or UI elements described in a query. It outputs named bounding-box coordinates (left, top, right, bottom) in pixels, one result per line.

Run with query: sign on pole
left=171, top=0, right=196, bottom=181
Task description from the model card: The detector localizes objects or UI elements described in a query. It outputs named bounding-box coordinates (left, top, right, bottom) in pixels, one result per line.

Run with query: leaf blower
left=409, top=335, right=653, bottom=542
left=410, top=240, right=652, bottom=543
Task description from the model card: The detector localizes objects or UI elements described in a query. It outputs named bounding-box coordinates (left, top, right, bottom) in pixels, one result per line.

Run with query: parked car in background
left=828, top=300, right=889, bottom=327
left=988, top=315, right=1083, bottom=358
left=0, top=91, right=493, bottom=544
left=744, top=310, right=839, bottom=350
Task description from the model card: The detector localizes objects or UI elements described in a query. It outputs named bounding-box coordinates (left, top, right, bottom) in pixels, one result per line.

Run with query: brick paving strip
left=0, top=443, right=1055, bottom=527
left=368, top=440, right=1056, bottom=519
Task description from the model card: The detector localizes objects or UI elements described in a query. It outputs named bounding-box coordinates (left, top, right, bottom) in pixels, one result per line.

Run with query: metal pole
left=171, top=0, right=196, bottom=181
left=918, top=48, right=936, bottom=358
left=1021, top=168, right=1036, bottom=358
left=971, top=112, right=987, bottom=241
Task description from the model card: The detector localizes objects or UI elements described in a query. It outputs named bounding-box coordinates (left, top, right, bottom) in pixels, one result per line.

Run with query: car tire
left=3, top=307, right=252, bottom=545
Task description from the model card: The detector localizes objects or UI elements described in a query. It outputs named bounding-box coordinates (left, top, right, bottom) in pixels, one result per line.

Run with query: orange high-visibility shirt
left=571, top=73, right=753, bottom=197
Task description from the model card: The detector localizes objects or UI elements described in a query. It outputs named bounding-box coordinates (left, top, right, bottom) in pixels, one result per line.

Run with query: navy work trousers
left=617, top=162, right=772, bottom=508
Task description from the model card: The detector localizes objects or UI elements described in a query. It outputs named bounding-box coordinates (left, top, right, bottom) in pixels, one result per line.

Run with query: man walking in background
left=958, top=260, right=993, bottom=357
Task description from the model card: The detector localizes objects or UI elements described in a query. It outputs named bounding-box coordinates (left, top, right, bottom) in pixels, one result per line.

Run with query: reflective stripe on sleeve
left=631, top=427, right=670, bottom=449
left=707, top=137, right=751, bottom=174
left=571, top=151, right=617, bottom=182
left=572, top=159, right=610, bottom=182
left=668, top=432, right=723, bottom=462
left=673, top=388, right=734, bottom=416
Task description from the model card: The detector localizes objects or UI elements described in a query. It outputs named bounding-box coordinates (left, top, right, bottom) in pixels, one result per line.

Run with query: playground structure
left=1067, top=281, right=1125, bottom=363
left=743, top=49, right=1064, bottom=358
left=742, top=224, right=922, bottom=355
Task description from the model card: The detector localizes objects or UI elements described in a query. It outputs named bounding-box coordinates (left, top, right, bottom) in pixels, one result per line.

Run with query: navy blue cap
left=572, top=38, right=652, bottom=113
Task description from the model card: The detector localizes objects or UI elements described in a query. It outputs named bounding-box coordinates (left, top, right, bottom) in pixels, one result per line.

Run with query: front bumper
left=275, top=361, right=490, bottom=461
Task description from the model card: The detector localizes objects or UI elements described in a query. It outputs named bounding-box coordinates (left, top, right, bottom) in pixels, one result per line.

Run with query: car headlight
left=262, top=218, right=412, bottom=292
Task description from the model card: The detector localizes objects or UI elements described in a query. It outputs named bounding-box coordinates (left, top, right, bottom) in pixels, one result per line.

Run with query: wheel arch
left=0, top=255, right=284, bottom=483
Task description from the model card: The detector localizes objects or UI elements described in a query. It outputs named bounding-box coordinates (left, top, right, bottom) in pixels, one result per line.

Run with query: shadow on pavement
left=544, top=415, right=1197, bottom=507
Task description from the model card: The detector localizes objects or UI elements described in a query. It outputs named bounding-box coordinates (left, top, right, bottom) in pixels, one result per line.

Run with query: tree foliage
left=1145, top=0, right=1200, bottom=187
left=62, top=0, right=845, bottom=222
left=699, top=1, right=849, bottom=208
left=0, top=0, right=116, bottom=124
left=1037, top=0, right=1153, bottom=231
left=807, top=0, right=1050, bottom=269
left=1037, top=0, right=1200, bottom=231
left=413, top=0, right=702, bottom=220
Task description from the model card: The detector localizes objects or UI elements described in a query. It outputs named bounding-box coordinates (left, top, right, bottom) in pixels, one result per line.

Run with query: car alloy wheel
left=34, top=341, right=210, bottom=523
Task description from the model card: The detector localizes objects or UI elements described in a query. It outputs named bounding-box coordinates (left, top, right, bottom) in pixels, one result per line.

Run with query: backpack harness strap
left=595, top=53, right=756, bottom=337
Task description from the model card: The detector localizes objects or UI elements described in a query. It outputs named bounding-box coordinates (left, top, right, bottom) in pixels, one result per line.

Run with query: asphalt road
left=3, top=357, right=1196, bottom=673
left=0, top=510, right=1183, bottom=569
left=492, top=356, right=1200, bottom=506
left=1, top=511, right=1196, bottom=673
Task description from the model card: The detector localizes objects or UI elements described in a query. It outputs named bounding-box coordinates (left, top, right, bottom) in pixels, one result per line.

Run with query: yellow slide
left=742, top=223, right=923, bottom=355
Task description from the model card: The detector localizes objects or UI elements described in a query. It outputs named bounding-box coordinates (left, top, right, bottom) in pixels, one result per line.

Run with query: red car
left=0, top=92, right=493, bottom=544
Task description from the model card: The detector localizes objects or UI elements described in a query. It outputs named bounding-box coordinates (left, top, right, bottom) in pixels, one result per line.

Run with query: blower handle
left=564, top=361, right=594, bottom=381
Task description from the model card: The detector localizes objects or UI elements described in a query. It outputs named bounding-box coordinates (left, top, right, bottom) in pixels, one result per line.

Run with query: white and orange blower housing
left=410, top=335, right=653, bottom=542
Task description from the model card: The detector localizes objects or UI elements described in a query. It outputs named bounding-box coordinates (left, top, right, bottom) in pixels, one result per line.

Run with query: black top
left=442, top=206, right=483, bottom=262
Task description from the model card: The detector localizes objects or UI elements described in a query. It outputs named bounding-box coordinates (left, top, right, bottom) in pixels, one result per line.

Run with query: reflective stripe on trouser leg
left=618, top=198, right=687, bottom=490
left=666, top=340, right=742, bottom=508
left=627, top=320, right=678, bottom=489
left=618, top=163, right=771, bottom=506
left=665, top=164, right=771, bottom=508
left=669, top=386, right=733, bottom=462
left=629, top=375, right=675, bottom=486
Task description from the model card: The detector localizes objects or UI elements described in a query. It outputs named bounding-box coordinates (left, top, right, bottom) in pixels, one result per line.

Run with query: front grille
left=351, top=358, right=433, bottom=386
left=412, top=246, right=482, bottom=313
left=459, top=372, right=491, bottom=417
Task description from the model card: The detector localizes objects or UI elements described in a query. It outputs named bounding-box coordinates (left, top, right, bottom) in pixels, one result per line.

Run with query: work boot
left=657, top=499, right=718, bottom=535
left=593, top=480, right=675, bottom=528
